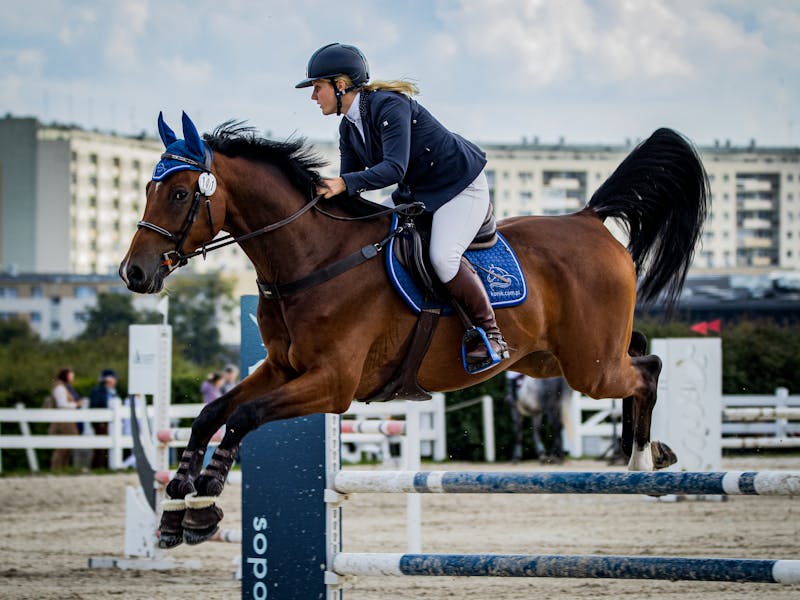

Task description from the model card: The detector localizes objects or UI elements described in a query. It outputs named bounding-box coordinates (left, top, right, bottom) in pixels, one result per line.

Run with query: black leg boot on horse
left=445, top=259, right=510, bottom=374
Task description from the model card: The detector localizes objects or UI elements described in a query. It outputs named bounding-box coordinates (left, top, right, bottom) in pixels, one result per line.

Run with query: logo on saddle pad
left=485, top=264, right=521, bottom=298
left=387, top=217, right=528, bottom=315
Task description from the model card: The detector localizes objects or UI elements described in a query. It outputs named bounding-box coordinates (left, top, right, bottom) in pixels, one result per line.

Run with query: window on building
left=74, top=286, right=96, bottom=299
left=113, top=157, right=121, bottom=167
left=30, top=286, right=42, bottom=298
left=89, top=196, right=97, bottom=207
left=0, top=287, right=17, bottom=298
left=30, top=312, right=42, bottom=324
left=518, top=171, right=533, bottom=183
left=74, top=311, right=88, bottom=323
left=89, top=154, right=98, bottom=165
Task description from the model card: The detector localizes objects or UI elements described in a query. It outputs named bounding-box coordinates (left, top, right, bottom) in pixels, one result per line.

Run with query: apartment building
left=0, top=272, right=161, bottom=341
left=1, top=116, right=799, bottom=279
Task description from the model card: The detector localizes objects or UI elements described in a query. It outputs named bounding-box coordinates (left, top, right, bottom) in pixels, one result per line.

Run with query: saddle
left=363, top=204, right=499, bottom=403
left=393, top=203, right=498, bottom=302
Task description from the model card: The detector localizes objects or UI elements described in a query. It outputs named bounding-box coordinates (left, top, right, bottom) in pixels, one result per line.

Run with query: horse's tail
left=586, top=127, right=709, bottom=310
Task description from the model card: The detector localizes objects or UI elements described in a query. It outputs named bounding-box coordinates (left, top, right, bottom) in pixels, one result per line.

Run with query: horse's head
left=120, top=112, right=227, bottom=293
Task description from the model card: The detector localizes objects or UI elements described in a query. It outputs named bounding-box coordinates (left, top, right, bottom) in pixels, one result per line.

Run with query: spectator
left=47, top=367, right=85, bottom=470
left=88, top=369, right=119, bottom=469
left=220, top=364, right=239, bottom=394
left=200, top=372, right=224, bottom=405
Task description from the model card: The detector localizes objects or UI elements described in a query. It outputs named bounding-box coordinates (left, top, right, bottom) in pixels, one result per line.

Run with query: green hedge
left=3, top=317, right=799, bottom=469
left=443, top=318, right=800, bottom=462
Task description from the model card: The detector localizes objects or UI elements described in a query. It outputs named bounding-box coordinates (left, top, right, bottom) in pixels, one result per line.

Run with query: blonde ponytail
left=333, top=76, right=420, bottom=97
left=363, top=79, right=420, bottom=97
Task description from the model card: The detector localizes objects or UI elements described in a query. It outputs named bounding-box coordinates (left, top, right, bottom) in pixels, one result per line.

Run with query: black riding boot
left=445, top=260, right=509, bottom=364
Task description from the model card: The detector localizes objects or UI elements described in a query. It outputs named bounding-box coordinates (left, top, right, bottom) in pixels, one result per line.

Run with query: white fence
left=563, top=387, right=800, bottom=458
left=0, top=395, right=447, bottom=473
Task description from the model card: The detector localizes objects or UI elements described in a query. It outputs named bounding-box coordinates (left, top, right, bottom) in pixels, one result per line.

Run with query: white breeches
left=429, top=171, right=490, bottom=283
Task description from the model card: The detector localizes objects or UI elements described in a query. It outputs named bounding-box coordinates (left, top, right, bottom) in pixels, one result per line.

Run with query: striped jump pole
left=333, top=470, right=800, bottom=496
left=332, top=553, right=800, bottom=583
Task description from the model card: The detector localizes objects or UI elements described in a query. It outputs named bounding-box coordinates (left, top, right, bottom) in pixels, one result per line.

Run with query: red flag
left=708, top=319, right=721, bottom=334
left=691, top=321, right=708, bottom=335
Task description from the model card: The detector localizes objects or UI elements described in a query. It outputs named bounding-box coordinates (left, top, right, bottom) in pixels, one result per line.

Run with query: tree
left=165, top=273, right=236, bottom=366
left=0, top=317, right=38, bottom=344
left=80, top=292, right=146, bottom=339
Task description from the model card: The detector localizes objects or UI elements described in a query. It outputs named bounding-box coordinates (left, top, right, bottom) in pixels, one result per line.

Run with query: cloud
left=58, top=7, right=98, bottom=46
left=105, top=2, right=149, bottom=66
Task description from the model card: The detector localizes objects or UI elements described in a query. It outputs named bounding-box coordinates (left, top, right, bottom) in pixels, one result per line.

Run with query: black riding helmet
left=296, top=43, right=370, bottom=115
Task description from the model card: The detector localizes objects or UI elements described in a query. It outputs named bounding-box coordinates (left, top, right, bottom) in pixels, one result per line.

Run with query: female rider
left=296, top=42, right=508, bottom=368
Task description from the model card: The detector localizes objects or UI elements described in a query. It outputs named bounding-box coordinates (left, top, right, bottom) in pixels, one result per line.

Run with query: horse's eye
left=173, top=190, right=189, bottom=202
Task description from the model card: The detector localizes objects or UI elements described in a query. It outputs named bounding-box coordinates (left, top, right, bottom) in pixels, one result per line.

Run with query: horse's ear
left=181, top=111, right=204, bottom=159
left=157, top=111, right=178, bottom=147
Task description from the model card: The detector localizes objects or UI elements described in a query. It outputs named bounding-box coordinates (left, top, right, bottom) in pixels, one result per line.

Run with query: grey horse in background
left=505, top=373, right=570, bottom=464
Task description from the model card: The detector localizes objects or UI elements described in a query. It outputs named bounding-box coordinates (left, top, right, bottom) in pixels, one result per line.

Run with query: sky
left=1, top=0, right=799, bottom=148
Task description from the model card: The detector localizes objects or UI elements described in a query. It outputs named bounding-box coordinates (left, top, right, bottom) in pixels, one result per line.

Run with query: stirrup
left=461, top=327, right=509, bottom=375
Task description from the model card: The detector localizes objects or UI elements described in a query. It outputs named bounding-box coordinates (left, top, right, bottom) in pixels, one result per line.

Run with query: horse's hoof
left=652, top=440, right=678, bottom=470
left=157, top=499, right=186, bottom=550
left=183, top=524, right=220, bottom=545
left=182, top=496, right=224, bottom=546
left=158, top=532, right=184, bottom=549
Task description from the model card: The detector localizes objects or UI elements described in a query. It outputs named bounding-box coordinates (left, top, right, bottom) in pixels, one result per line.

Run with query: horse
left=505, top=373, right=568, bottom=464
left=119, top=112, right=708, bottom=547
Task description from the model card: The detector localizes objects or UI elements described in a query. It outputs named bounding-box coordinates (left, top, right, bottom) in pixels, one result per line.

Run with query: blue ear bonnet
left=152, top=111, right=213, bottom=181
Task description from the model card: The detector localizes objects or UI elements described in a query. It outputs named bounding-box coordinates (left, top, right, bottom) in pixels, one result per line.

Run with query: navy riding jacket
left=339, top=90, right=487, bottom=212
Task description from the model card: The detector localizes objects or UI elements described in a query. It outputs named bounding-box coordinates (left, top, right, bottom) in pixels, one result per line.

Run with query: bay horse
left=119, top=113, right=708, bottom=547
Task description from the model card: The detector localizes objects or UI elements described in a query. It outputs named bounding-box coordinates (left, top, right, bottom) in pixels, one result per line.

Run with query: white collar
left=344, top=92, right=361, bottom=124
left=344, top=92, right=365, bottom=142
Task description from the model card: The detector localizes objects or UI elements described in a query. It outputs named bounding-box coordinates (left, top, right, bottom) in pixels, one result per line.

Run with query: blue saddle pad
left=386, top=215, right=527, bottom=315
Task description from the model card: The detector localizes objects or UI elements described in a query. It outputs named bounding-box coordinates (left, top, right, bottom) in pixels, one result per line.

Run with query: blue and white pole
left=333, top=553, right=800, bottom=583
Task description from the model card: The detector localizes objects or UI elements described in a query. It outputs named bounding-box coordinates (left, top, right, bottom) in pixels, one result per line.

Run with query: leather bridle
left=137, top=150, right=324, bottom=271
left=137, top=148, right=425, bottom=299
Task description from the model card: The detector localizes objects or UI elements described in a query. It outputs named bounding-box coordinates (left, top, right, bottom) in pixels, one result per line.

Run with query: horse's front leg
left=180, top=368, right=353, bottom=545
left=158, top=365, right=289, bottom=548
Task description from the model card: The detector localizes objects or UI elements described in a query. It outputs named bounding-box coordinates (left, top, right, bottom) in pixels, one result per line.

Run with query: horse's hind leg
left=620, top=330, right=648, bottom=462
left=627, top=354, right=677, bottom=471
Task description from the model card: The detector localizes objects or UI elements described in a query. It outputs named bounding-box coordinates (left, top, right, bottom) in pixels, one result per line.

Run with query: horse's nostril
left=127, top=264, right=146, bottom=286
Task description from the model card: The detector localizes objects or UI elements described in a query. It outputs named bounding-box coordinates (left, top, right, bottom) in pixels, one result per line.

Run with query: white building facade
left=1, top=116, right=798, bottom=282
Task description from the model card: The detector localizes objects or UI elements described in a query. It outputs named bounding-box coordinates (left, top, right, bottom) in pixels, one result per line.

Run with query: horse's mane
left=203, top=121, right=326, bottom=197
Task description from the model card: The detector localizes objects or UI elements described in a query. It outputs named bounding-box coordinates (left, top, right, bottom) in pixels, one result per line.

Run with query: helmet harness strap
left=330, top=78, right=358, bottom=116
